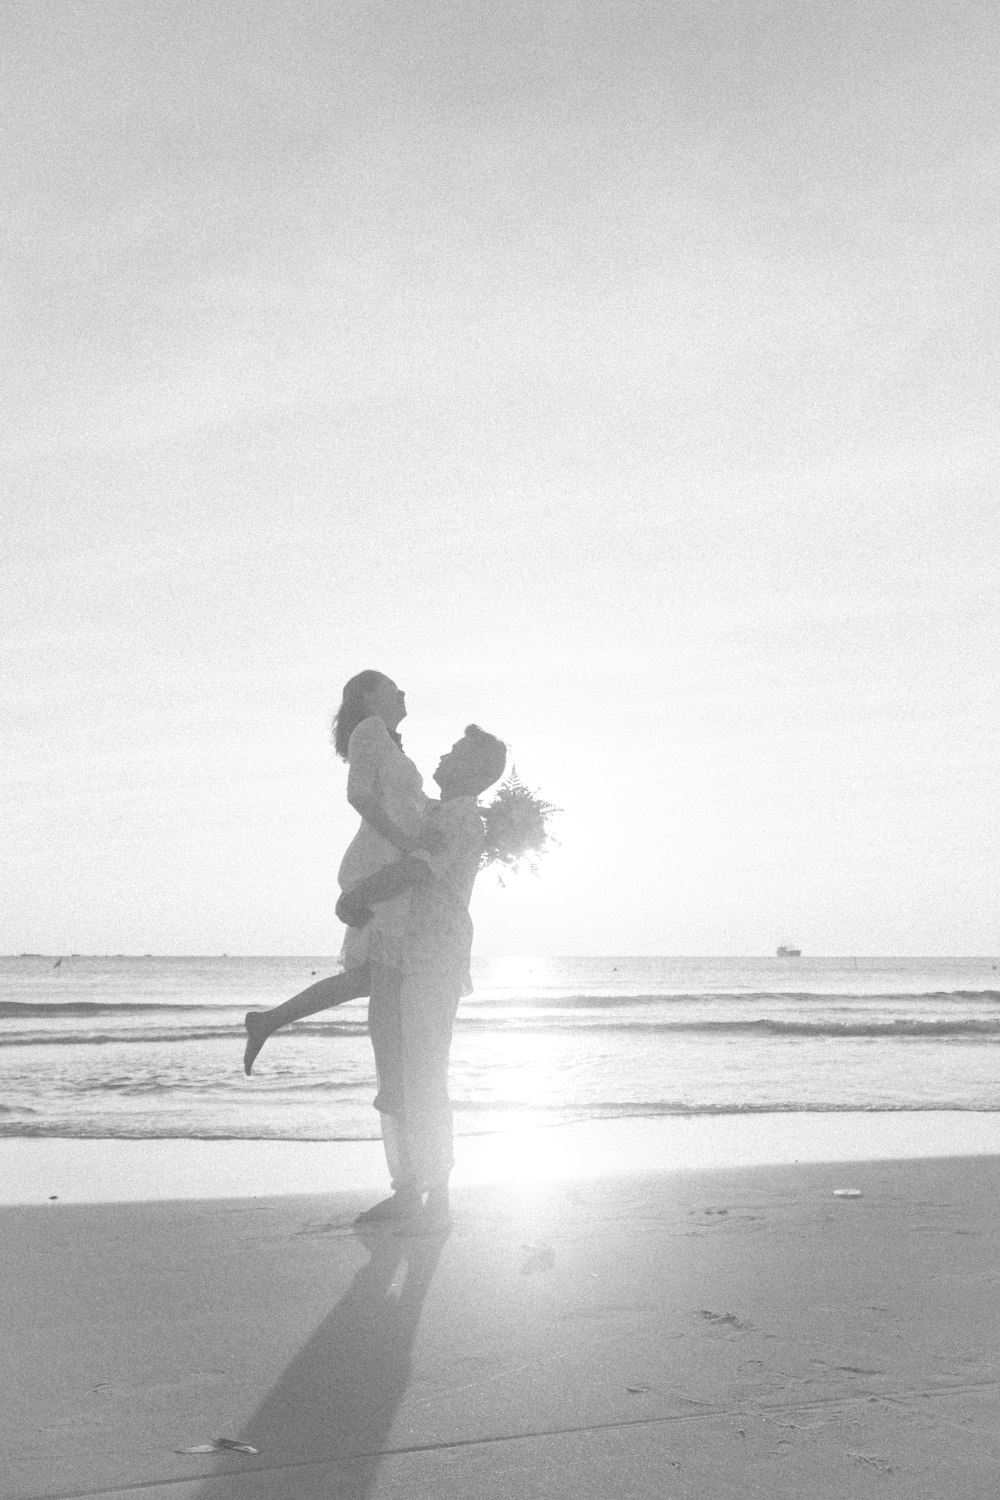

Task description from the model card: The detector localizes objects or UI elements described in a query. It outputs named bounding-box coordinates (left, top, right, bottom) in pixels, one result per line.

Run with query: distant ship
left=776, top=944, right=801, bottom=957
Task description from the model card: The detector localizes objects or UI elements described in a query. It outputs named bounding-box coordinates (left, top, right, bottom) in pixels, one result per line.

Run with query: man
left=337, top=724, right=507, bottom=1231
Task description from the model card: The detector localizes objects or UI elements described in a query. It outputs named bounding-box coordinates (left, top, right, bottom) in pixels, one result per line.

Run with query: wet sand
left=6, top=1136, right=1000, bottom=1497
left=8, top=1108, right=1000, bottom=1205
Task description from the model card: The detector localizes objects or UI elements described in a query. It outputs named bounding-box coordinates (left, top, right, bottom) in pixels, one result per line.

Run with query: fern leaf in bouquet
left=479, top=770, right=559, bottom=876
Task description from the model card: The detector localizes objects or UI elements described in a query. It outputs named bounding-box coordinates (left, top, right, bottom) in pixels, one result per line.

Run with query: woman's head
left=332, top=671, right=407, bottom=759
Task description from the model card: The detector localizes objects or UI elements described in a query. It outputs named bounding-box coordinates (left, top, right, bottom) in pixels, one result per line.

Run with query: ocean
left=2, top=955, right=999, bottom=1143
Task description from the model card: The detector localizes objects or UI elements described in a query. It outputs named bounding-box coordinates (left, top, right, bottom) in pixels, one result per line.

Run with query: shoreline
left=6, top=1109, right=1000, bottom=1205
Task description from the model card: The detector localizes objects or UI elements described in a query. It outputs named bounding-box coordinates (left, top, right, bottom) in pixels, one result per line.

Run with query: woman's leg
left=243, top=961, right=371, bottom=1074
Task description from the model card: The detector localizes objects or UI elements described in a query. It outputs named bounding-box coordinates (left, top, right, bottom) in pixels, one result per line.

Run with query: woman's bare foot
left=243, top=1011, right=272, bottom=1075
left=354, top=1188, right=423, bottom=1225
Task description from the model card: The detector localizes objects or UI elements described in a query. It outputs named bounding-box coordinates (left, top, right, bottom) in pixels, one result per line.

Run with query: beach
left=7, top=957, right=1000, bottom=1495
left=7, top=1120, right=1000, bottom=1499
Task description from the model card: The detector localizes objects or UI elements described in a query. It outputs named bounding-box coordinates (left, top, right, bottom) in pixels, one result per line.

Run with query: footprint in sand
left=697, top=1309, right=755, bottom=1332
left=849, top=1452, right=894, bottom=1474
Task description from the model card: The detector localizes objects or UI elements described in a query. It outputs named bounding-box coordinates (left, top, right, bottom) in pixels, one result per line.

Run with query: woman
left=242, top=669, right=439, bottom=1074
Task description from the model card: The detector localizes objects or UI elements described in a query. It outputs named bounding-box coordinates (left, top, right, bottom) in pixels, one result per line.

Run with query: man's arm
left=336, top=855, right=431, bottom=927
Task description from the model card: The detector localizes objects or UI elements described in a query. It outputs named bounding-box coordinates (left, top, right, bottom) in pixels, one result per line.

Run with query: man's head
left=433, top=724, right=507, bottom=799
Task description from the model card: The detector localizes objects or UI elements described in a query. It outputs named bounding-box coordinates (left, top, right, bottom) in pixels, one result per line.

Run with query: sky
left=2, top=0, right=998, bottom=956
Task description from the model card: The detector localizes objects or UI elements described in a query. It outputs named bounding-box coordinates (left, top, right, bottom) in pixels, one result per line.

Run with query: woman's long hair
left=332, top=670, right=403, bottom=760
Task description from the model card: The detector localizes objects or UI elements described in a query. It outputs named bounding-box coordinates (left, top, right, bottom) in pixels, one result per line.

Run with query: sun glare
left=481, top=954, right=552, bottom=995
left=455, top=1119, right=593, bottom=1186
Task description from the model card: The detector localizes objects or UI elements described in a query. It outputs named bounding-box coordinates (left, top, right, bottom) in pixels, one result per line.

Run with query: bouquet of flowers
left=479, top=770, right=559, bottom=877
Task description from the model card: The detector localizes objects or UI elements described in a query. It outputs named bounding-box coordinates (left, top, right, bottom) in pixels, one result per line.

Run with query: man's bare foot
left=354, top=1188, right=423, bottom=1225
left=415, top=1184, right=452, bottom=1232
left=243, top=1011, right=272, bottom=1075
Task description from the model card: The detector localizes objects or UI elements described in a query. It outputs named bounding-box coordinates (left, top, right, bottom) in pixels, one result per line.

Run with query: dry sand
left=6, top=1142, right=1000, bottom=1499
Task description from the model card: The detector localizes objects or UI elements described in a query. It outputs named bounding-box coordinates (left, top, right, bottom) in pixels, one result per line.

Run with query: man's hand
left=399, top=821, right=445, bottom=856
left=416, top=823, right=447, bottom=854
left=336, top=890, right=373, bottom=928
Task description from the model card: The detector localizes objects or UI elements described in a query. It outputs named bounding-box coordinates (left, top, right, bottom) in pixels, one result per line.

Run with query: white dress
left=337, top=716, right=429, bottom=971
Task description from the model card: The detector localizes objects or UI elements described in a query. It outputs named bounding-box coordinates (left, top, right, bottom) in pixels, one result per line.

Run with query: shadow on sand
left=195, top=1222, right=447, bottom=1499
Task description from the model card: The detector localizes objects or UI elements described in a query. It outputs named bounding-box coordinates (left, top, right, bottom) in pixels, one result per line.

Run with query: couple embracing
left=244, top=670, right=509, bottom=1233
